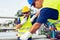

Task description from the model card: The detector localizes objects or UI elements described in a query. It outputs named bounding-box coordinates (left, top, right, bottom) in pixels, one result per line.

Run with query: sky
left=0, top=0, right=30, bottom=23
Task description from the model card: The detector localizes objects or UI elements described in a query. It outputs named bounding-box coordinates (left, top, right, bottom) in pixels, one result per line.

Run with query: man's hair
left=32, top=2, right=35, bottom=7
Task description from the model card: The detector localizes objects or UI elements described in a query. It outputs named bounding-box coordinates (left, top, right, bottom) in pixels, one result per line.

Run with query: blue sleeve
left=36, top=13, right=47, bottom=24
left=17, top=18, right=21, bottom=24
left=36, top=8, right=58, bottom=24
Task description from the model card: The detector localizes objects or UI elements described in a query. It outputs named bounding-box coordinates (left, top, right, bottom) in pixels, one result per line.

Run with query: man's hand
left=16, top=24, right=22, bottom=29
left=20, top=32, right=32, bottom=40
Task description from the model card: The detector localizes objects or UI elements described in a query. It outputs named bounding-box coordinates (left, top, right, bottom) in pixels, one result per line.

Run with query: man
left=15, top=6, right=38, bottom=40
left=20, top=0, right=60, bottom=40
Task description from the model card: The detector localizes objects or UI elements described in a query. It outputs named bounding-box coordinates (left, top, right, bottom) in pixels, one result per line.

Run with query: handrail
left=0, top=16, right=19, bottom=19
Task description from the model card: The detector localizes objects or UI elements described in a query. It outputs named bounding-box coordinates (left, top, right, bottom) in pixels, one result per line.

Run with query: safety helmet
left=28, top=0, right=35, bottom=6
left=22, top=6, right=30, bottom=13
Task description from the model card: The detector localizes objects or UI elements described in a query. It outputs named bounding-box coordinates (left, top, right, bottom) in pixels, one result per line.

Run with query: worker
left=15, top=6, right=38, bottom=40
left=20, top=0, right=60, bottom=40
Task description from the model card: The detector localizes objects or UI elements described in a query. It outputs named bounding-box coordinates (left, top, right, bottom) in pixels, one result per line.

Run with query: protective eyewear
left=23, top=12, right=29, bottom=14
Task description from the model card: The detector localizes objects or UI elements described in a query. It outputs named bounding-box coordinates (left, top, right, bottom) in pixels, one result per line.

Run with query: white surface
left=0, top=32, right=18, bottom=39
left=0, top=32, right=50, bottom=40
left=0, top=27, right=15, bottom=29
left=32, top=39, right=50, bottom=40
left=32, top=34, right=46, bottom=38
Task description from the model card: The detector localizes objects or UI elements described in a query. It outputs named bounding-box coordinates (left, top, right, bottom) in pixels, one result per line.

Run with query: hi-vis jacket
left=43, top=0, right=60, bottom=30
left=18, top=16, right=32, bottom=36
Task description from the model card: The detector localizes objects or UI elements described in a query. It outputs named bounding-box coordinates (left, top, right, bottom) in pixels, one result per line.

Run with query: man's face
left=34, top=0, right=43, bottom=9
left=23, top=12, right=30, bottom=17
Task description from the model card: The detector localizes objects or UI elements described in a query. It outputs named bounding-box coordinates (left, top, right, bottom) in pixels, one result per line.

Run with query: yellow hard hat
left=22, top=6, right=30, bottom=13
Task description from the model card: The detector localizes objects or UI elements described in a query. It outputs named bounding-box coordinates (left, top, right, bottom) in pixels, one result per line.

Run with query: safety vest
left=18, top=16, right=32, bottom=36
left=43, top=0, right=60, bottom=30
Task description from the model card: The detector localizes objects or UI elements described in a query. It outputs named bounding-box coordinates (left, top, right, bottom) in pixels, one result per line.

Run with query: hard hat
left=22, top=6, right=30, bottom=13
left=28, top=0, right=35, bottom=6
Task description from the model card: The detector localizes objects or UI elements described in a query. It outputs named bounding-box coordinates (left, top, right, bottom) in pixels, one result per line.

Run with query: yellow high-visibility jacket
left=18, top=16, right=32, bottom=36
left=43, top=0, right=60, bottom=30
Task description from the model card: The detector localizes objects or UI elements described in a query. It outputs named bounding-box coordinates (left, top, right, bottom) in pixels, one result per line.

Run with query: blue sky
left=0, top=0, right=30, bottom=23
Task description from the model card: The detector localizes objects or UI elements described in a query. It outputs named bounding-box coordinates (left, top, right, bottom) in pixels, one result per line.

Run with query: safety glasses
left=23, top=12, right=29, bottom=14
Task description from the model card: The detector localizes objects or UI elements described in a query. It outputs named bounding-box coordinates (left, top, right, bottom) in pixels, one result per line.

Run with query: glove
left=30, top=15, right=36, bottom=22
left=20, top=32, right=32, bottom=40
